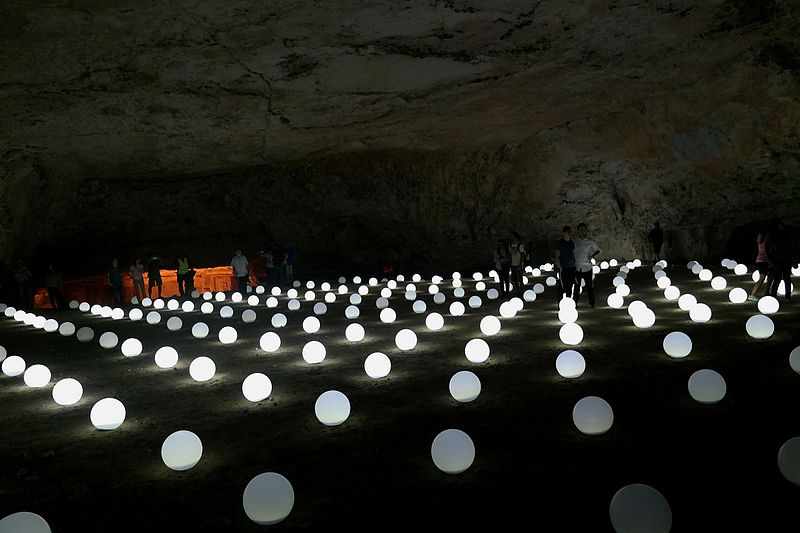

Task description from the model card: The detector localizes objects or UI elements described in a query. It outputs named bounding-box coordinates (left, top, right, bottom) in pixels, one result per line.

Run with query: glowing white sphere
left=467, top=296, right=481, bottom=309
left=449, top=302, right=466, bottom=316
left=612, top=276, right=625, bottom=287
left=58, top=322, right=76, bottom=336
left=248, top=295, right=260, bottom=306
left=395, top=329, right=417, bottom=350
left=559, top=323, right=584, bottom=345
left=68, top=299, right=79, bottom=309
left=433, top=292, right=446, bottom=305
left=302, top=340, right=326, bottom=364
left=453, top=287, right=465, bottom=298
left=758, top=295, right=780, bottom=314
left=615, top=284, right=631, bottom=297
left=790, top=346, right=800, bottom=374
left=287, top=299, right=301, bottom=311
left=558, top=307, right=578, bottom=324
left=368, top=277, right=378, bottom=286
left=663, top=332, right=692, bottom=358
left=499, top=301, right=516, bottom=318
left=200, top=302, right=214, bottom=314
left=121, top=338, right=143, bottom=357
left=465, top=338, right=490, bottom=363
left=267, top=297, right=279, bottom=308
left=153, top=298, right=165, bottom=309
left=779, top=436, right=800, bottom=486
left=380, top=287, right=392, bottom=298
left=302, top=316, right=320, bottom=334
left=345, top=305, right=360, bottom=320
left=689, top=303, right=712, bottom=323
left=733, top=264, right=747, bottom=275
left=306, top=281, right=316, bottom=289
left=128, top=308, right=143, bottom=321
left=315, top=390, right=350, bottom=426
left=605, top=293, right=623, bottom=309
left=728, top=287, right=747, bottom=304
left=160, top=430, right=203, bottom=472
left=345, top=323, right=365, bottom=342
left=32, top=315, right=46, bottom=329
left=431, top=429, right=475, bottom=474
left=313, top=302, right=327, bottom=315
left=688, top=369, right=726, bottom=404
left=632, top=308, right=656, bottom=328
left=76, top=327, right=94, bottom=342
left=691, top=264, right=703, bottom=275
left=220, top=305, right=234, bottom=319
left=412, top=300, right=427, bottom=314
left=403, top=290, right=416, bottom=301
left=89, top=304, right=101, bottom=316
left=474, top=281, right=486, bottom=292
left=324, top=293, right=336, bottom=303
left=146, top=311, right=161, bottom=324
left=656, top=276, right=671, bottom=289
left=189, top=356, right=216, bottom=381
left=243, top=472, right=295, bottom=525
left=256, top=285, right=265, bottom=294
left=202, top=291, right=212, bottom=300
left=479, top=315, right=501, bottom=336
left=746, top=314, right=774, bottom=339
left=452, top=279, right=462, bottom=288
left=556, top=350, right=586, bottom=379
left=352, top=276, right=362, bottom=284
left=664, top=286, right=681, bottom=301
left=678, top=293, right=697, bottom=311
left=191, top=322, right=209, bottom=338
left=3, top=306, right=15, bottom=317
left=98, top=331, right=118, bottom=349
left=90, top=398, right=126, bottom=430
left=338, top=285, right=348, bottom=295
left=242, top=373, right=273, bottom=402
left=364, top=352, right=390, bottom=378
left=610, top=483, right=672, bottom=533
left=218, top=326, right=238, bottom=344
left=111, top=308, right=124, bottom=320
left=79, top=302, right=90, bottom=312
left=0, top=512, right=52, bottom=533
left=23, top=364, right=51, bottom=388
left=546, top=276, right=557, bottom=287
left=271, top=287, right=282, bottom=296
left=358, top=285, right=369, bottom=296
left=449, top=370, right=481, bottom=402
left=378, top=308, right=396, bottom=324
left=214, top=292, right=225, bottom=302
left=523, top=290, right=536, bottom=302
left=375, top=297, right=390, bottom=310
left=425, top=312, right=445, bottom=331
left=709, top=276, right=726, bottom=290
left=241, top=309, right=257, bottom=323
left=2, top=355, right=25, bottom=377
left=573, top=396, right=614, bottom=435
left=163, top=316, right=182, bottom=331
left=304, top=290, right=315, bottom=301
left=271, top=313, right=287, bottom=328
left=167, top=299, right=180, bottom=310
left=155, top=346, right=179, bottom=368
left=52, top=378, right=83, bottom=406
left=698, top=269, right=713, bottom=281
left=387, top=280, right=398, bottom=289
left=350, top=294, right=363, bottom=305
left=428, top=284, right=440, bottom=295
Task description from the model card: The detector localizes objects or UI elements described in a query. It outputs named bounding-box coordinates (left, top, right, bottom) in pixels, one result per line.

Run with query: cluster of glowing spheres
left=218, top=326, right=238, bottom=344
left=242, top=373, right=273, bottom=402
left=556, top=350, right=586, bottom=379
left=2, top=356, right=25, bottom=377
left=425, top=312, right=444, bottom=331
left=728, top=287, right=748, bottom=304
left=0, top=512, right=52, bottom=533
left=315, top=390, right=350, bottom=426
left=688, top=369, right=726, bottom=404
left=243, top=472, right=295, bottom=525
left=121, top=338, right=143, bottom=357
left=745, top=314, right=774, bottom=339
left=662, top=332, right=692, bottom=358
left=464, top=338, right=490, bottom=363
left=161, top=430, right=203, bottom=471
left=52, top=378, right=83, bottom=406
left=479, top=315, right=501, bottom=336
left=302, top=341, right=326, bottom=364
left=191, top=322, right=209, bottom=339
left=572, top=396, right=614, bottom=435
left=395, top=329, right=417, bottom=351
left=23, top=364, right=51, bottom=388
left=758, top=296, right=780, bottom=314
left=364, top=352, right=391, bottom=378
left=609, top=484, right=672, bottom=533
left=90, top=398, right=126, bottom=430
left=559, top=323, right=584, bottom=346
left=449, top=371, right=481, bottom=402
left=431, top=429, right=475, bottom=474
left=345, top=323, right=365, bottom=342
left=155, top=346, right=179, bottom=368
left=189, top=356, right=216, bottom=382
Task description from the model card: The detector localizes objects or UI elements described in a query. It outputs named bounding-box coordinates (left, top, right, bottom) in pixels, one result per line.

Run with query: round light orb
left=90, top=304, right=101, bottom=316
left=499, top=301, right=516, bottom=318
left=558, top=307, right=578, bottom=324
left=364, top=352, right=391, bottom=378
left=425, top=312, right=445, bottom=331
left=559, top=323, right=584, bottom=346
left=710, top=276, right=726, bottom=290
left=241, top=309, right=257, bottom=323
left=32, top=315, right=46, bottom=329
left=734, top=264, right=748, bottom=275
left=612, top=276, right=626, bottom=287
left=271, top=286, right=282, bottom=296
left=663, top=332, right=692, bottom=358
left=255, top=332, right=281, bottom=354
left=746, top=314, right=774, bottom=339
left=90, top=397, right=126, bottom=430
left=0, top=346, right=5, bottom=361
left=376, top=297, right=389, bottom=309
left=349, top=294, right=363, bottom=305
left=626, top=300, right=647, bottom=318
left=546, top=276, right=557, bottom=287
left=610, top=483, right=672, bottom=533
left=404, top=290, right=416, bottom=301
left=433, top=292, right=446, bottom=304
left=379, top=308, right=397, bottom=323
left=368, top=277, right=378, bottom=286
left=728, top=287, right=747, bottom=304
left=2, top=355, right=25, bottom=377
left=46, top=319, right=61, bottom=333
left=267, top=297, right=279, bottom=308
left=453, top=287, right=466, bottom=298
left=698, top=269, right=713, bottom=281
left=790, top=346, right=800, bottom=374
left=0, top=512, right=52, bottom=533
left=338, top=285, right=348, bottom=295
left=111, top=308, right=124, bottom=320
left=380, top=287, right=392, bottom=298
left=219, top=305, right=234, bottom=319
left=52, top=378, right=83, bottom=406
left=607, top=293, right=624, bottom=308
left=68, top=299, right=79, bottom=309
left=76, top=327, right=94, bottom=342
left=449, top=370, right=481, bottom=402
left=271, top=313, right=287, bottom=328
left=306, top=281, right=316, bottom=289
left=191, top=322, right=209, bottom=338
left=523, top=290, right=536, bottom=302
left=161, top=430, right=203, bottom=471
left=99, top=306, right=112, bottom=318
left=153, top=298, right=165, bottom=309
left=664, top=286, right=681, bottom=301
left=395, top=329, right=417, bottom=351
left=431, top=429, right=475, bottom=474
left=480, top=315, right=501, bottom=335
left=345, top=305, right=360, bottom=319
left=191, top=290, right=200, bottom=298
left=189, top=356, right=216, bottom=382
left=58, top=322, right=76, bottom=336
left=358, top=285, right=369, bottom=296
left=449, top=301, right=466, bottom=316
left=242, top=373, right=273, bottom=402
left=214, top=292, right=226, bottom=302
left=691, top=264, right=704, bottom=275
left=475, top=281, right=486, bottom=291
left=302, top=340, right=326, bottom=364
left=779, top=437, right=800, bottom=486
left=302, top=316, right=321, bottom=334
left=23, top=364, right=51, bottom=388
left=387, top=280, right=397, bottom=289
left=412, top=300, right=427, bottom=314
left=202, top=291, right=213, bottom=300
left=615, top=284, right=631, bottom=297
left=218, top=326, right=238, bottom=344
left=3, top=306, right=15, bottom=317
left=320, top=282, right=331, bottom=291
left=99, top=332, right=119, bottom=349
left=468, top=296, right=482, bottom=309
left=324, top=293, right=336, bottom=304
left=202, top=303, right=216, bottom=315
left=287, top=299, right=301, bottom=311
left=164, top=316, right=182, bottom=331
left=146, top=311, right=161, bottom=324
left=556, top=350, right=586, bottom=379
left=689, top=303, right=712, bottom=323
left=248, top=295, right=260, bottom=306
left=632, top=259, right=642, bottom=267
left=121, top=338, right=143, bottom=357
left=242, top=472, right=295, bottom=525
left=23, top=312, right=35, bottom=325
left=256, top=285, right=265, bottom=294
left=315, top=390, right=350, bottom=426
left=632, top=308, right=656, bottom=328
left=600, top=261, right=610, bottom=269
left=573, top=396, right=614, bottom=435
left=653, top=265, right=665, bottom=275
left=465, top=338, right=490, bottom=363
left=345, top=323, right=365, bottom=342
left=79, top=302, right=91, bottom=312
left=313, top=302, right=328, bottom=315
left=758, top=295, right=780, bottom=314
left=678, top=293, right=697, bottom=311
left=352, top=276, right=362, bottom=284
left=304, top=290, right=315, bottom=301
left=127, top=308, right=143, bottom=322
left=155, top=346, right=179, bottom=368
left=656, top=276, right=671, bottom=289
left=428, top=284, right=440, bottom=295
left=167, top=299, right=180, bottom=311
left=688, top=369, right=726, bottom=404
left=452, top=279, right=462, bottom=288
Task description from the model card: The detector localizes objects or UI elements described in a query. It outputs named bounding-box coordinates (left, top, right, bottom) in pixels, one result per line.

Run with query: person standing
left=509, top=232, right=525, bottom=294
left=573, top=223, right=601, bottom=308
left=749, top=232, right=769, bottom=301
left=231, top=249, right=250, bottom=293
left=14, top=259, right=34, bottom=309
left=260, top=248, right=275, bottom=288
left=493, top=239, right=511, bottom=296
left=44, top=264, right=66, bottom=308
left=285, top=246, right=297, bottom=284
left=554, top=226, right=577, bottom=302
left=146, top=252, right=163, bottom=299
left=176, top=256, right=191, bottom=296
left=765, top=218, right=794, bottom=302
left=130, top=258, right=146, bottom=302
left=108, top=259, right=124, bottom=306
left=648, top=222, right=664, bottom=261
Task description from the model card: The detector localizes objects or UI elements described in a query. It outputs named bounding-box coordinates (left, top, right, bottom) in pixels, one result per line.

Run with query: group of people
left=105, top=254, right=195, bottom=305
left=493, top=232, right=529, bottom=297
left=554, top=223, right=602, bottom=307
left=750, top=218, right=795, bottom=302
left=231, top=246, right=297, bottom=293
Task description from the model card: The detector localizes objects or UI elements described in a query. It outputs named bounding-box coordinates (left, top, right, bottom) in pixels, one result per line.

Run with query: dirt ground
left=0, top=264, right=799, bottom=532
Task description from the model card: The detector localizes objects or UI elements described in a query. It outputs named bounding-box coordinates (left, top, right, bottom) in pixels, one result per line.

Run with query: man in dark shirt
left=765, top=218, right=795, bottom=302
left=648, top=222, right=664, bottom=261
left=108, top=259, right=124, bottom=305
left=146, top=253, right=163, bottom=299
left=554, top=226, right=577, bottom=302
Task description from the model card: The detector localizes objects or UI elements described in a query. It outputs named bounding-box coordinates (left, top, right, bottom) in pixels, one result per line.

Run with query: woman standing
left=749, top=232, right=769, bottom=301
left=130, top=258, right=146, bottom=303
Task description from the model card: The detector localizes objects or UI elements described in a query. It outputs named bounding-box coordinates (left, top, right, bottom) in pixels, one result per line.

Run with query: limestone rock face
left=0, top=0, right=798, bottom=271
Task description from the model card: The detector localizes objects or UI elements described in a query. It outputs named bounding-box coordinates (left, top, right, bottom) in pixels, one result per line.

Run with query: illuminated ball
left=615, top=284, right=631, bottom=297
left=758, top=295, right=780, bottom=314
left=431, top=429, right=475, bottom=474
left=127, top=308, right=143, bottom=321
left=167, top=299, right=180, bottom=310
left=161, top=430, right=203, bottom=471
left=607, top=293, right=624, bottom=308
left=313, top=302, right=327, bottom=315
left=99, top=332, right=119, bottom=349
left=302, top=316, right=321, bottom=333
left=242, top=373, right=273, bottom=402
left=689, top=303, right=712, bottom=323
left=654, top=269, right=666, bottom=279
left=710, top=276, right=727, bottom=290
left=345, top=305, right=360, bottom=319
left=425, top=312, right=445, bottom=331
left=433, top=294, right=445, bottom=307
left=43, top=318, right=58, bottom=332
left=663, top=331, right=692, bottom=359
left=76, top=327, right=94, bottom=342
left=352, top=276, right=362, bottom=284
left=480, top=315, right=501, bottom=335
left=573, top=396, right=613, bottom=435
left=220, top=305, right=234, bottom=318
left=287, top=299, right=301, bottom=311
left=202, top=291, right=213, bottom=300
left=58, top=322, right=76, bottom=336
left=121, top=338, right=143, bottom=357
left=0, top=346, right=5, bottom=361
left=89, top=305, right=101, bottom=316
left=90, top=398, right=126, bottom=430
left=191, top=322, right=209, bottom=338
left=613, top=276, right=626, bottom=287
left=499, top=302, right=516, bottom=318
left=32, top=315, right=46, bottom=329
left=191, top=290, right=200, bottom=298
left=728, top=287, right=747, bottom=304
left=449, top=302, right=466, bottom=316
left=23, top=364, right=51, bottom=388
left=200, top=302, right=214, bottom=314
left=146, top=311, right=161, bottom=324
left=243, top=472, right=294, bottom=525
left=214, top=292, right=225, bottom=302
left=790, top=346, right=800, bottom=374
left=468, top=296, right=482, bottom=309
left=558, top=307, right=578, bottom=324
left=453, top=287, right=466, bottom=298
left=395, top=329, right=417, bottom=350
left=678, top=293, right=697, bottom=311
left=271, top=287, right=282, bottom=296
left=691, top=264, right=703, bottom=275
left=364, top=352, right=390, bottom=378
left=111, top=308, right=124, bottom=320
left=404, top=291, right=416, bottom=301
left=248, top=295, right=260, bottom=306
left=746, top=314, right=774, bottom=339
left=626, top=301, right=646, bottom=318
left=559, top=323, right=584, bottom=345
left=255, top=285, right=265, bottom=294
left=189, top=356, right=215, bottom=382
left=656, top=276, right=671, bottom=289
left=632, top=308, right=656, bottom=328
left=779, top=437, right=800, bottom=486
left=69, top=299, right=79, bottom=309
left=155, top=346, right=179, bottom=368
left=411, top=300, right=427, bottom=314
left=350, top=294, right=363, bottom=305
left=699, top=269, right=713, bottom=281
left=304, top=290, right=315, bottom=301
left=52, top=378, right=83, bottom=406
left=345, top=323, right=365, bottom=342
left=79, top=302, right=90, bottom=312
left=267, top=297, right=279, bottom=308
left=302, top=341, right=326, bottom=364
left=465, top=338, right=490, bottom=363
left=0, top=512, right=51, bottom=533
left=610, top=484, right=672, bottom=533
left=380, top=308, right=397, bottom=323
left=358, top=285, right=369, bottom=296
left=663, top=286, right=680, bottom=301
left=241, top=309, right=257, bottom=323
left=3, top=306, right=15, bottom=317
left=556, top=350, right=586, bottom=379
left=734, top=264, right=748, bottom=275
left=338, top=285, right=348, bottom=295
left=545, top=276, right=557, bottom=287
left=688, top=369, right=726, bottom=404
left=475, top=281, right=486, bottom=291
left=271, top=313, right=287, bottom=328
left=315, top=390, right=350, bottom=426
left=376, top=297, right=390, bottom=309
left=2, top=356, right=25, bottom=377
left=218, top=326, right=238, bottom=344
left=306, top=281, right=315, bottom=289
left=449, top=371, right=481, bottom=402
left=324, top=293, right=335, bottom=303
left=523, top=290, right=536, bottom=302
left=165, top=316, right=182, bottom=331
left=428, top=284, right=440, bottom=295
left=258, top=332, right=281, bottom=353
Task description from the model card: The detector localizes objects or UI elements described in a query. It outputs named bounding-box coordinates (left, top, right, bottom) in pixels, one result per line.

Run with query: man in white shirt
left=573, top=223, right=601, bottom=308
left=231, top=249, right=250, bottom=293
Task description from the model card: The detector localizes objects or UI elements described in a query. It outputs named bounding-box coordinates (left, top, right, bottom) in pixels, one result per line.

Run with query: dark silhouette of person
left=108, top=259, right=124, bottom=306
left=176, top=256, right=191, bottom=296
left=14, top=259, right=34, bottom=309
left=44, top=263, right=67, bottom=308
left=146, top=252, right=163, bottom=299
left=648, top=222, right=664, bottom=261
left=554, top=226, right=577, bottom=302
left=493, top=239, right=511, bottom=296
left=765, top=218, right=795, bottom=302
